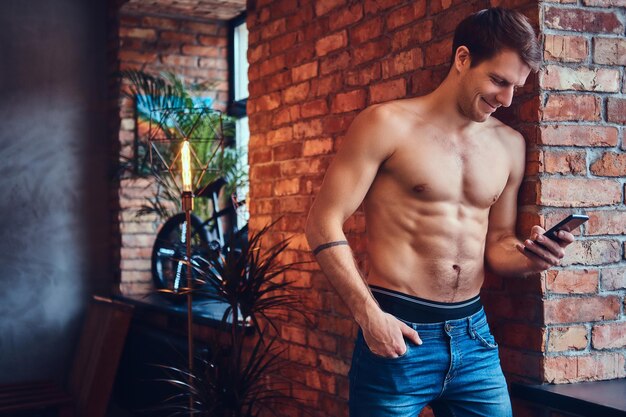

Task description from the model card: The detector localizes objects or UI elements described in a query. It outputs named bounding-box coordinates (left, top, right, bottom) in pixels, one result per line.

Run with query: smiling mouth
left=481, top=97, right=498, bottom=111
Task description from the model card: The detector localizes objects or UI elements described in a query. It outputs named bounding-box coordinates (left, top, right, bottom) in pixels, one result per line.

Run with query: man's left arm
left=485, top=131, right=575, bottom=277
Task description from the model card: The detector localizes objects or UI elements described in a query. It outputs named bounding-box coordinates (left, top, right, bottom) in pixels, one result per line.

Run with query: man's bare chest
left=380, top=137, right=511, bottom=208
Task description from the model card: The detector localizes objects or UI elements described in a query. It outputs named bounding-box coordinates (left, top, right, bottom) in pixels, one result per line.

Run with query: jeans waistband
left=370, top=285, right=483, bottom=324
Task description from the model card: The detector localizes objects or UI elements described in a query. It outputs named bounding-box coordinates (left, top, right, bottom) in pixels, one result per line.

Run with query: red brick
left=181, top=45, right=219, bottom=57
left=183, top=21, right=220, bottom=35
left=364, top=0, right=399, bottom=14
left=265, top=71, right=291, bottom=93
left=293, top=119, right=323, bottom=139
left=544, top=296, right=620, bottom=324
left=303, top=138, right=334, bottom=156
left=315, top=30, right=348, bottom=57
left=539, top=178, right=621, bottom=207
left=259, top=18, right=286, bottom=41
left=281, top=324, right=307, bottom=345
left=352, top=38, right=390, bottom=66
left=593, top=37, right=626, bottom=65
left=349, top=17, right=383, bottom=45
left=319, top=354, right=350, bottom=375
left=541, top=65, right=620, bottom=92
left=288, top=344, right=318, bottom=366
left=544, top=35, right=588, bottom=62
left=386, top=2, right=427, bottom=31
left=607, top=98, right=626, bottom=124
left=308, top=330, right=338, bottom=353
left=273, top=142, right=302, bottom=161
left=329, top=3, right=364, bottom=30
left=391, top=20, right=433, bottom=51
left=601, top=267, right=626, bottom=291
left=561, top=239, right=622, bottom=266
left=280, top=158, right=329, bottom=176
left=118, top=51, right=157, bottom=64
left=159, top=31, right=196, bottom=44
left=541, top=94, right=601, bottom=122
left=140, top=16, right=179, bottom=30
left=198, top=36, right=227, bottom=47
left=249, top=148, right=272, bottom=164
left=315, top=0, right=346, bottom=16
left=260, top=54, right=286, bottom=77
left=119, top=27, right=157, bottom=40
left=592, top=323, right=626, bottom=349
left=279, top=195, right=311, bottom=214
left=255, top=92, right=281, bottom=111
left=544, top=353, right=625, bottom=383
left=370, top=78, right=406, bottom=104
left=590, top=152, right=626, bottom=177
left=382, top=48, right=424, bottom=78
left=424, top=38, right=453, bottom=66
left=161, top=54, right=198, bottom=67
left=283, top=81, right=310, bottom=104
left=301, top=99, right=329, bottom=118
left=544, top=6, right=624, bottom=34
left=248, top=43, right=269, bottom=64
left=539, top=125, right=618, bottom=147
left=331, top=89, right=367, bottom=113
left=430, top=0, right=466, bottom=14
left=546, top=269, right=599, bottom=294
left=120, top=258, right=151, bottom=270
left=547, top=325, right=588, bottom=352
left=320, top=51, right=351, bottom=75
left=543, top=149, right=587, bottom=175
left=267, top=126, right=294, bottom=145
left=121, top=233, right=154, bottom=248
left=346, top=62, right=382, bottom=87
left=292, top=61, right=318, bottom=83
left=586, top=210, right=626, bottom=235
left=311, top=73, right=343, bottom=96
left=270, top=31, right=299, bottom=54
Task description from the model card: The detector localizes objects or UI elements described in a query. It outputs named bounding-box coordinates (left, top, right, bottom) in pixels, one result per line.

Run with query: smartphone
left=542, top=214, right=589, bottom=242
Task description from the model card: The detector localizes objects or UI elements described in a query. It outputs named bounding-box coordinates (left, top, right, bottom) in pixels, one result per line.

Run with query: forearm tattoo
left=312, top=240, right=349, bottom=256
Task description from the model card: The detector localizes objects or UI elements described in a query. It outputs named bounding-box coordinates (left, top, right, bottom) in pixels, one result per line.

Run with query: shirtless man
left=305, top=8, right=576, bottom=417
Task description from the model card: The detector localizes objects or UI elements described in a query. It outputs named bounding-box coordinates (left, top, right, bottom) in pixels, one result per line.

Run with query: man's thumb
left=400, top=321, right=422, bottom=345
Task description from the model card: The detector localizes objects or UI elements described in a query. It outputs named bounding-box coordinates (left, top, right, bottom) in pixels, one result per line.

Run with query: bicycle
left=151, top=177, right=247, bottom=299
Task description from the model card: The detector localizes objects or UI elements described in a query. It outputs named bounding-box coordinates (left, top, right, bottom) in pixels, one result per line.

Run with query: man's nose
left=496, top=86, right=515, bottom=108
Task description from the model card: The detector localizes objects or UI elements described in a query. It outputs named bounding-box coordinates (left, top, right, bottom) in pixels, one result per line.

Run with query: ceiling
left=122, top=0, right=247, bottom=20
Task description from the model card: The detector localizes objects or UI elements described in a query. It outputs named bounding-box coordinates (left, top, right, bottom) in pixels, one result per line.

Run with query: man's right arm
left=305, top=105, right=421, bottom=357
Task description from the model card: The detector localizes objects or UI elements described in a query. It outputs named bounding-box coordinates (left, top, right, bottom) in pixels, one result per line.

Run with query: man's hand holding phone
left=517, top=214, right=588, bottom=271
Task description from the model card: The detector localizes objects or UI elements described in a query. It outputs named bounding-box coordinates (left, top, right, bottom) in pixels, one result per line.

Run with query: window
left=228, top=13, right=249, bottom=229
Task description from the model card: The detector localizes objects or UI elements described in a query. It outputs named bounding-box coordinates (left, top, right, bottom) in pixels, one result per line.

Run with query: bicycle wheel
left=151, top=213, right=210, bottom=299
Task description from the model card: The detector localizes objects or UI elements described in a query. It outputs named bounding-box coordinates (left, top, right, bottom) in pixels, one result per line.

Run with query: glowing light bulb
left=181, top=140, right=192, bottom=192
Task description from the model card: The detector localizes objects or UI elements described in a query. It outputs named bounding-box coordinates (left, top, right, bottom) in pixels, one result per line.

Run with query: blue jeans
left=349, top=308, right=512, bottom=417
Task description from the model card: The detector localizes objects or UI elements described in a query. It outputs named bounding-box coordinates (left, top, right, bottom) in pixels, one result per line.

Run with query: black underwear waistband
left=370, top=285, right=482, bottom=324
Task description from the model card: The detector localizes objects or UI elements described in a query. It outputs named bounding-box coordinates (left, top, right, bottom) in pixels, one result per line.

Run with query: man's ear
left=454, top=46, right=471, bottom=73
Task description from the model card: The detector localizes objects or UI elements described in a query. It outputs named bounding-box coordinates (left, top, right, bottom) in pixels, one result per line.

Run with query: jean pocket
left=359, top=332, right=410, bottom=361
left=472, top=326, right=498, bottom=349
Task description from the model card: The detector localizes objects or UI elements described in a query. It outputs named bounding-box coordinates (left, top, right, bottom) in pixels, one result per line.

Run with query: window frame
left=227, top=12, right=248, bottom=118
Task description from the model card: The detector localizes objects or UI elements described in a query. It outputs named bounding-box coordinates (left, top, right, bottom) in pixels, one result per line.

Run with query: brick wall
left=114, top=8, right=229, bottom=295
left=245, top=1, right=548, bottom=416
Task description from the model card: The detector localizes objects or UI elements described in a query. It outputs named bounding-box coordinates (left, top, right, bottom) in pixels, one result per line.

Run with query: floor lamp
left=147, top=107, right=224, bottom=415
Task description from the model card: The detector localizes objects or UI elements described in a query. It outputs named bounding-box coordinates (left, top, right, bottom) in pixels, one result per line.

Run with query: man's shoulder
left=489, top=117, right=525, bottom=146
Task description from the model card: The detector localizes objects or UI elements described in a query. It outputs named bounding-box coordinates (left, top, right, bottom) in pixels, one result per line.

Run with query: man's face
left=457, top=48, right=532, bottom=123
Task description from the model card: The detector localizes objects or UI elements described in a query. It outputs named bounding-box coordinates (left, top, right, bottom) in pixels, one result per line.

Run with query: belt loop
left=467, top=315, right=475, bottom=339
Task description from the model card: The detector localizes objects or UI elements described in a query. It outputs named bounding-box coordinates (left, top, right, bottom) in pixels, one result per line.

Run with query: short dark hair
left=451, top=8, right=541, bottom=72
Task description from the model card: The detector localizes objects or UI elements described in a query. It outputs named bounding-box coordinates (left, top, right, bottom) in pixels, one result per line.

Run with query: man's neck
left=422, top=76, right=479, bottom=134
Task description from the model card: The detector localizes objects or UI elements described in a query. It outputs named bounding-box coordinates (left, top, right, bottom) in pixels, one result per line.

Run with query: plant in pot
left=151, top=222, right=306, bottom=417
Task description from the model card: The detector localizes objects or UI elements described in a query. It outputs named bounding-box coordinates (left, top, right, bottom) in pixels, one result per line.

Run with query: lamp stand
left=182, top=191, right=194, bottom=416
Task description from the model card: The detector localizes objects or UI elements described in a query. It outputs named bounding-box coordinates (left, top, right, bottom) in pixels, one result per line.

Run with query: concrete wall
left=0, top=0, right=111, bottom=383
